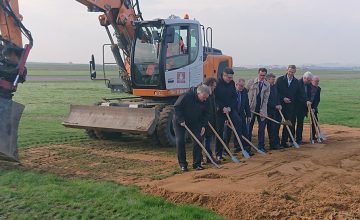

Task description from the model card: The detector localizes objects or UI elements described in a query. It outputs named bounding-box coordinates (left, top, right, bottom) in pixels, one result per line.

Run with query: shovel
left=308, top=105, right=321, bottom=143
left=183, top=124, right=221, bottom=168
left=251, top=111, right=292, bottom=126
left=310, top=109, right=326, bottom=143
left=278, top=109, right=299, bottom=149
left=241, top=135, right=266, bottom=155
left=310, top=108, right=327, bottom=141
left=225, top=112, right=251, bottom=159
left=208, top=122, right=240, bottom=163
left=225, top=123, right=266, bottom=155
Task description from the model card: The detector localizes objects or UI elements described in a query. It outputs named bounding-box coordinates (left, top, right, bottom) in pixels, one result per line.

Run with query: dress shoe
left=258, top=147, right=267, bottom=153
left=281, top=143, right=290, bottom=148
left=216, top=156, right=223, bottom=161
left=193, top=165, right=205, bottom=171
left=246, top=150, right=255, bottom=156
left=180, top=166, right=188, bottom=172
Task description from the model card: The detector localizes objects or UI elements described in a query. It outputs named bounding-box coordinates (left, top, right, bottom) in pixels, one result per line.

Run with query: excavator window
left=189, top=25, right=199, bottom=63
left=166, top=25, right=189, bottom=71
left=133, top=24, right=164, bottom=86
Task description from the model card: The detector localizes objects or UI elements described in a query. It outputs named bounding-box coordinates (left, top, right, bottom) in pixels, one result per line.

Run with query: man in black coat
left=173, top=84, right=210, bottom=171
left=214, top=67, right=244, bottom=160
left=295, top=71, right=313, bottom=144
left=275, top=65, right=302, bottom=147
left=266, top=73, right=282, bottom=150
left=310, top=76, right=321, bottom=140
left=224, top=78, right=252, bottom=154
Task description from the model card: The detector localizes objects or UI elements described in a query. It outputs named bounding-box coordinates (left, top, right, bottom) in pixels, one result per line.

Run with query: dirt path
left=15, top=125, right=360, bottom=219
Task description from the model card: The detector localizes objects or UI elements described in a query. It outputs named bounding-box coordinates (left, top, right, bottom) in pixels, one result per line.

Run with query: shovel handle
left=278, top=109, right=298, bottom=147
left=225, top=112, right=247, bottom=153
left=241, top=135, right=261, bottom=152
left=310, top=108, right=321, bottom=139
left=208, top=122, right=235, bottom=158
left=183, top=124, right=220, bottom=168
left=251, top=111, right=281, bottom=125
left=307, top=105, right=314, bottom=143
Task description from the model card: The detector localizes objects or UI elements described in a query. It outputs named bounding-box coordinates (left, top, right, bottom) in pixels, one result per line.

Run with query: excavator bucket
left=0, top=98, right=24, bottom=162
left=62, top=105, right=159, bottom=135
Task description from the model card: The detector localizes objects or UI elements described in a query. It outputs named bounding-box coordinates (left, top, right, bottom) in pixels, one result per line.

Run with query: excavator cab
left=131, top=18, right=204, bottom=96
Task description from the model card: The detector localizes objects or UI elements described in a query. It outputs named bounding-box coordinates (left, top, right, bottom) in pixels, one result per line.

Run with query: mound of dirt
left=8, top=124, right=360, bottom=219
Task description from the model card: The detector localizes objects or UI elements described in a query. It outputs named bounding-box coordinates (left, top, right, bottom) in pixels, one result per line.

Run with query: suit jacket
left=267, top=84, right=280, bottom=114
left=311, top=85, right=321, bottom=113
left=276, top=74, right=301, bottom=109
left=234, top=88, right=251, bottom=119
left=214, top=77, right=237, bottom=114
left=296, top=78, right=312, bottom=116
left=246, top=77, right=270, bottom=118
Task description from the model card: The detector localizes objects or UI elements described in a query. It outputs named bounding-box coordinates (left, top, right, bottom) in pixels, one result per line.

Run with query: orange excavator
left=0, top=0, right=32, bottom=161
left=63, top=0, right=233, bottom=147
left=0, top=0, right=232, bottom=162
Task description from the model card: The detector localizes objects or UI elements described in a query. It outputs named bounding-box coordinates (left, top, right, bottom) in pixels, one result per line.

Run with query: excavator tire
left=156, top=106, right=176, bottom=147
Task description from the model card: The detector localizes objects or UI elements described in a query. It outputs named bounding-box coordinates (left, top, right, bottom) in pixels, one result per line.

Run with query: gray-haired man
left=173, top=84, right=210, bottom=171
left=295, top=71, right=313, bottom=145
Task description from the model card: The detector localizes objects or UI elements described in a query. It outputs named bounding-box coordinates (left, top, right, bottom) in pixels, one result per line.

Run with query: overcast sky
left=19, top=0, right=360, bottom=66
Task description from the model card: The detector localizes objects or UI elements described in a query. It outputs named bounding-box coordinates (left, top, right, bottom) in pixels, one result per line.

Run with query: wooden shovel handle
left=208, top=122, right=235, bottom=158
left=225, top=112, right=246, bottom=152
left=183, top=124, right=220, bottom=168
left=251, top=111, right=281, bottom=124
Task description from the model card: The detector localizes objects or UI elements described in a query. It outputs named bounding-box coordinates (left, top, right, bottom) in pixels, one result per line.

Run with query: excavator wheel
left=156, top=106, right=176, bottom=147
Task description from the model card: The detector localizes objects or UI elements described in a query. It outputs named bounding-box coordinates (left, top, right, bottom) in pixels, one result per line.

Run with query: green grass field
left=1, top=64, right=360, bottom=219
left=0, top=168, right=223, bottom=220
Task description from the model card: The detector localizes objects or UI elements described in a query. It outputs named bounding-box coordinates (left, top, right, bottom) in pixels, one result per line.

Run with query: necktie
left=237, top=91, right=242, bottom=111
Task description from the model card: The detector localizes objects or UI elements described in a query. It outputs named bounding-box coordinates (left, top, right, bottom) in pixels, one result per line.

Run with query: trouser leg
left=267, top=111, right=275, bottom=146
left=205, top=135, right=213, bottom=156
left=173, top=121, right=187, bottom=168
left=257, top=116, right=267, bottom=148
left=215, top=115, right=226, bottom=158
left=296, top=113, right=305, bottom=143
left=192, top=128, right=202, bottom=168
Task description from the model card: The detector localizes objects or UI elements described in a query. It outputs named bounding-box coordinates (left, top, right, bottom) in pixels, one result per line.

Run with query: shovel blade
left=320, top=132, right=327, bottom=140
left=242, top=150, right=251, bottom=159
left=0, top=98, right=24, bottom=162
left=231, top=156, right=241, bottom=163
left=292, top=142, right=300, bottom=149
left=257, top=149, right=266, bottom=155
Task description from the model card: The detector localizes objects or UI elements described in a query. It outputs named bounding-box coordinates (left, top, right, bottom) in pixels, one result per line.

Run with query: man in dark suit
left=214, top=67, right=243, bottom=160
left=266, top=73, right=282, bottom=150
left=310, top=76, right=321, bottom=140
left=295, top=71, right=313, bottom=145
left=224, top=78, right=252, bottom=154
left=275, top=65, right=302, bottom=148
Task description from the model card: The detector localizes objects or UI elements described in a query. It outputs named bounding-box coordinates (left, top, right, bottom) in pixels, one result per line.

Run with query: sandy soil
left=10, top=124, right=360, bottom=219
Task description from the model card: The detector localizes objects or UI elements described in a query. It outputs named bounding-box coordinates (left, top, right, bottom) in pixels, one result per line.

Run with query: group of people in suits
left=173, top=65, right=321, bottom=171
